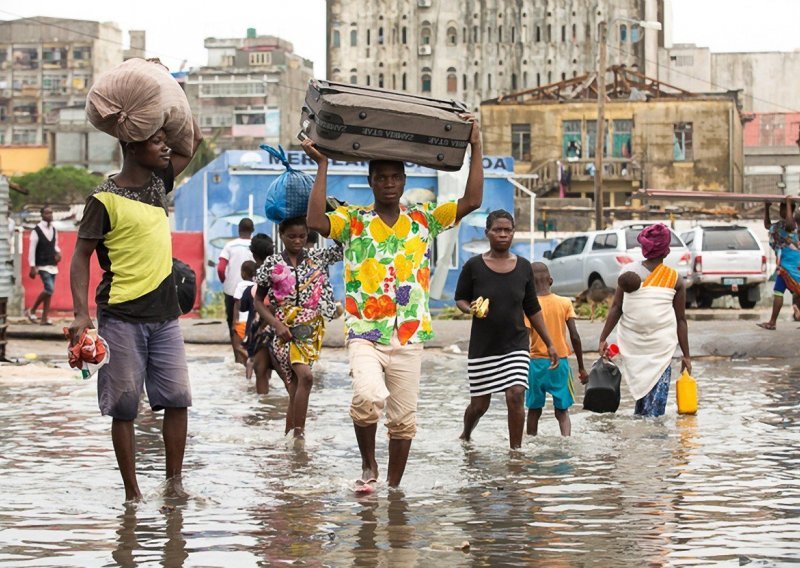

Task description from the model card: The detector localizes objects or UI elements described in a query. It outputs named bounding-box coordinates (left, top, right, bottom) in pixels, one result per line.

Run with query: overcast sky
left=2, top=0, right=799, bottom=76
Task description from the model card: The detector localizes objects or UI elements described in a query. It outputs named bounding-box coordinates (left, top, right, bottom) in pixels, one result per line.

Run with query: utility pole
left=594, top=21, right=607, bottom=231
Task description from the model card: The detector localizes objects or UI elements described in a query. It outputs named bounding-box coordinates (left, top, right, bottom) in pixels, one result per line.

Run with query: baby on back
left=618, top=270, right=642, bottom=293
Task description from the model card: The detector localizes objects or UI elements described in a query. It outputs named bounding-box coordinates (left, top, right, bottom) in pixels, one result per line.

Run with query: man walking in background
left=25, top=206, right=61, bottom=326
left=218, top=218, right=255, bottom=362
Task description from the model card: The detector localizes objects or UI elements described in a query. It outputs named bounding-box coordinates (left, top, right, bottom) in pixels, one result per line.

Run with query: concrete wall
left=659, top=44, right=800, bottom=114
left=0, top=146, right=49, bottom=175
left=328, top=0, right=662, bottom=112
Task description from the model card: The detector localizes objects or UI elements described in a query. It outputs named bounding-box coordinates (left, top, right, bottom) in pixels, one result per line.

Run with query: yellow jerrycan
left=676, top=370, right=698, bottom=415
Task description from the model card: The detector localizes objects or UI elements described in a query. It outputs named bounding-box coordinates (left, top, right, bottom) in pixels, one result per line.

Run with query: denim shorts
left=38, top=270, right=56, bottom=295
left=97, top=314, right=192, bottom=420
left=774, top=274, right=787, bottom=295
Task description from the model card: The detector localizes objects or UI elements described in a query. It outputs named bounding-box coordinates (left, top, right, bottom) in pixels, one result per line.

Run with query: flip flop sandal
left=756, top=322, right=776, bottom=330
left=353, top=478, right=377, bottom=495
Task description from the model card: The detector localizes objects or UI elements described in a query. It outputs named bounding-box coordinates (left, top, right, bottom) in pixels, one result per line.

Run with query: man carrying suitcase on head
left=303, top=117, right=483, bottom=491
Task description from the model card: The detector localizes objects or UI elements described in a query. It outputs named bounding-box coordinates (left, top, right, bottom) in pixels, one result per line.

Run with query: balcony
left=514, top=158, right=641, bottom=198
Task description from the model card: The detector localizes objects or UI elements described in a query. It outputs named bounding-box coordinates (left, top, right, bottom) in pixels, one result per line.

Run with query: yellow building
left=0, top=145, right=49, bottom=176
left=481, top=66, right=745, bottom=215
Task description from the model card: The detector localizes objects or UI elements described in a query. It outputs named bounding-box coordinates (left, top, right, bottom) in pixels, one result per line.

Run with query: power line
left=607, top=43, right=800, bottom=114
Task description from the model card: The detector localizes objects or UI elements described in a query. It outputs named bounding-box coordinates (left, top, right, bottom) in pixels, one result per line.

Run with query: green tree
left=10, top=166, right=104, bottom=210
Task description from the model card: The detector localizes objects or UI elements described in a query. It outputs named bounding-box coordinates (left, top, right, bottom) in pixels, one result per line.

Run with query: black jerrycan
left=583, top=358, right=622, bottom=413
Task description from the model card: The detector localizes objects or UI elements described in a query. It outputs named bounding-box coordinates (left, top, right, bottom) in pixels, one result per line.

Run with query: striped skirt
left=467, top=350, right=531, bottom=397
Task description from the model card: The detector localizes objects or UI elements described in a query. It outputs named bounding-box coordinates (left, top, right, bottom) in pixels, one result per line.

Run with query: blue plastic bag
left=261, top=144, right=313, bottom=223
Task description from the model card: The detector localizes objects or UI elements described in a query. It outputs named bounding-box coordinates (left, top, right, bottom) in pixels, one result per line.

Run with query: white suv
left=543, top=224, right=691, bottom=297
left=680, top=225, right=767, bottom=309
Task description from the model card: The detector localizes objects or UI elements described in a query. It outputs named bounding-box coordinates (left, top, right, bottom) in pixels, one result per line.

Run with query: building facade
left=326, top=0, right=665, bottom=111
left=658, top=44, right=800, bottom=114
left=0, top=17, right=123, bottom=151
left=481, top=66, right=744, bottom=226
left=185, top=30, right=314, bottom=152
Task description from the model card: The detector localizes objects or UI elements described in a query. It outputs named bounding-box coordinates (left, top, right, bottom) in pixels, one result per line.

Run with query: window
left=200, top=80, right=267, bottom=97
left=473, top=25, right=479, bottom=42
left=523, top=71, right=528, bottom=87
left=463, top=27, right=467, bottom=42
left=487, top=26, right=492, bottom=42
left=402, top=72, right=407, bottom=90
left=378, top=73, right=384, bottom=88
left=72, top=46, right=91, bottom=61
left=378, top=27, right=384, bottom=45
left=234, top=107, right=266, bottom=125
left=421, top=73, right=431, bottom=92
left=592, top=233, right=618, bottom=250
left=401, top=27, right=407, bottom=44
left=474, top=72, right=479, bottom=90
left=12, top=128, right=37, bottom=144
left=561, top=25, right=566, bottom=42
left=546, top=24, right=551, bottom=42
left=332, top=30, right=341, bottom=48
left=536, top=72, right=540, bottom=86
left=511, top=73, right=517, bottom=90
left=511, top=124, right=531, bottom=161
left=367, top=30, right=371, bottom=45
left=673, top=122, right=693, bottom=161
left=586, top=120, right=609, bottom=158
left=702, top=228, right=759, bottom=251
left=572, top=23, right=577, bottom=40
left=620, top=24, right=627, bottom=42
left=536, top=26, right=541, bottom=42
left=350, top=29, right=358, bottom=46
left=612, top=119, right=633, bottom=158
left=487, top=73, right=492, bottom=89
left=350, top=74, right=357, bottom=84
left=562, top=120, right=582, bottom=158
left=12, top=47, right=38, bottom=69
left=447, top=26, right=457, bottom=46
left=249, top=52, right=271, bottom=66
left=446, top=67, right=457, bottom=93
left=552, top=236, right=588, bottom=259
left=498, top=25, right=503, bottom=42
left=670, top=54, right=695, bottom=67
left=681, top=232, right=695, bottom=249
left=421, top=25, right=432, bottom=45
left=392, top=74, right=396, bottom=89
left=462, top=74, right=467, bottom=90
left=511, top=26, right=515, bottom=42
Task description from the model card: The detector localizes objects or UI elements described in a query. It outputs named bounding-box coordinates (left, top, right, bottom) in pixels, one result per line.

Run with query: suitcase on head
left=299, top=79, right=472, bottom=171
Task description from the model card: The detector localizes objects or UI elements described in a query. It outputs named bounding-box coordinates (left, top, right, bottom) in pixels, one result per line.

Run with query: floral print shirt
left=256, top=245, right=343, bottom=323
left=327, top=202, right=458, bottom=345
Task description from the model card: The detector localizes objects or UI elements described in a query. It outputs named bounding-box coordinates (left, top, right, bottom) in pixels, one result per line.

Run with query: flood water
left=1, top=350, right=799, bottom=567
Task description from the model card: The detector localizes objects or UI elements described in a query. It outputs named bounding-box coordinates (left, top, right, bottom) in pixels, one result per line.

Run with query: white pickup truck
left=680, top=225, right=767, bottom=309
left=543, top=224, right=692, bottom=297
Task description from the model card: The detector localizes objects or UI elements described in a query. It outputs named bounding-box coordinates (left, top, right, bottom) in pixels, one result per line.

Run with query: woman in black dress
left=455, top=210, right=558, bottom=449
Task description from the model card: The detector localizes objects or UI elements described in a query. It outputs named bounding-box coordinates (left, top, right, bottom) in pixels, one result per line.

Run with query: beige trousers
left=347, top=333, right=423, bottom=439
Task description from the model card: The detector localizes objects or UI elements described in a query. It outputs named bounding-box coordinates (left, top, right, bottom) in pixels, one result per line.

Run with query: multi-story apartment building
left=326, top=0, right=665, bottom=111
left=185, top=30, right=314, bottom=152
left=0, top=17, right=122, bottom=148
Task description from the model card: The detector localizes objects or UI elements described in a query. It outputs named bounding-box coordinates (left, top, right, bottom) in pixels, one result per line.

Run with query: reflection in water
left=0, top=356, right=798, bottom=566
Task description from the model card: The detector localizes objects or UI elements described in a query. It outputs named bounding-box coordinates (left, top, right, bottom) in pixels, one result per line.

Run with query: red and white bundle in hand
left=64, top=328, right=110, bottom=379
left=86, top=58, right=194, bottom=156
